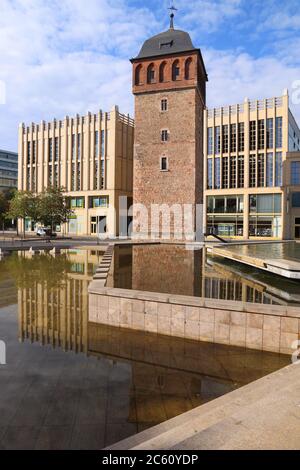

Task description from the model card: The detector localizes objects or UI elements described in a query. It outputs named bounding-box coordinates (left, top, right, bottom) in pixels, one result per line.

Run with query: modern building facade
left=0, top=149, right=18, bottom=192
left=131, top=12, right=207, bottom=240
left=204, top=91, right=300, bottom=240
left=18, top=106, right=134, bottom=236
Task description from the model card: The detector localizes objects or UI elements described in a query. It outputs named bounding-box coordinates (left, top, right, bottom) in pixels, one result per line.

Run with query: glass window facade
left=249, top=194, right=282, bottom=237
left=207, top=159, right=213, bottom=189
left=257, top=154, right=265, bottom=187
left=222, top=125, right=229, bottom=153
left=249, top=194, right=281, bottom=214
left=291, top=161, right=300, bottom=185
left=258, top=119, right=265, bottom=150
left=238, top=123, right=244, bottom=152
left=207, top=195, right=244, bottom=214
left=266, top=153, right=273, bottom=187
left=101, top=130, right=105, bottom=155
left=222, top=157, right=228, bottom=188
left=238, top=156, right=244, bottom=188
left=275, top=117, right=283, bottom=148
left=207, top=127, right=213, bottom=155
left=207, top=216, right=244, bottom=237
left=266, top=118, right=273, bottom=149
left=70, top=197, right=85, bottom=209
left=32, top=141, right=36, bottom=164
left=77, top=134, right=81, bottom=160
left=292, top=192, right=300, bottom=207
left=55, top=137, right=59, bottom=162
left=48, top=139, right=53, bottom=162
left=215, top=127, right=221, bottom=154
left=77, top=162, right=81, bottom=190
left=275, top=152, right=282, bottom=186
left=249, top=155, right=256, bottom=188
left=94, top=160, right=99, bottom=190
left=214, top=157, right=220, bottom=189
left=230, top=124, right=236, bottom=152
left=27, top=142, right=31, bottom=165
left=230, top=156, right=236, bottom=188
left=249, top=216, right=281, bottom=238
left=71, top=163, right=75, bottom=191
left=95, top=131, right=99, bottom=157
left=89, top=196, right=109, bottom=208
left=250, top=121, right=256, bottom=151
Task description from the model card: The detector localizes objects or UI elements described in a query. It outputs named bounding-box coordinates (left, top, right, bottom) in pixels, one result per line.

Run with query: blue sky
left=1, top=0, right=300, bottom=150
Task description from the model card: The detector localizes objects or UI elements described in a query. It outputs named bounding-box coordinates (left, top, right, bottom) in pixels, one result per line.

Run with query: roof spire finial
left=168, top=3, right=178, bottom=30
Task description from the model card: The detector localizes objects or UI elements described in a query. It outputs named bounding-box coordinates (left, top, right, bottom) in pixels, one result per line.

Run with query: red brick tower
left=131, top=9, right=208, bottom=240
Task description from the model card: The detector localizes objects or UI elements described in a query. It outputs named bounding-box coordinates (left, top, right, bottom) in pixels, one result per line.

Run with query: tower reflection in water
left=12, top=248, right=289, bottom=437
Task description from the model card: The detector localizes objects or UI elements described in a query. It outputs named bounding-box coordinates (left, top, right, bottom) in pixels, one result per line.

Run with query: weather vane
left=168, top=3, right=178, bottom=29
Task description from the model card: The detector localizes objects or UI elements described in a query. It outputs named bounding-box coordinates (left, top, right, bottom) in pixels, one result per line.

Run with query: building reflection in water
left=110, top=244, right=296, bottom=305
left=14, top=248, right=103, bottom=352
left=88, top=323, right=288, bottom=427
left=3, top=247, right=289, bottom=443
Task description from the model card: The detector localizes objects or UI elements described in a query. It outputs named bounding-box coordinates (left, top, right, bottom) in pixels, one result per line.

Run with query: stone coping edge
left=88, top=283, right=300, bottom=318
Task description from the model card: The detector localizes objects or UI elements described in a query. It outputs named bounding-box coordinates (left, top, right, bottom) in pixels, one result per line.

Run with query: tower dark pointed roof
left=131, top=7, right=208, bottom=81
left=135, top=28, right=198, bottom=60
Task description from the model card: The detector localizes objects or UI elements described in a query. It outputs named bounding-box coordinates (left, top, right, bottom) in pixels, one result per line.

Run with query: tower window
left=185, top=58, right=192, bottom=80
left=160, top=157, right=168, bottom=171
left=172, top=60, right=180, bottom=81
left=159, top=62, right=166, bottom=83
left=147, top=64, right=155, bottom=84
left=161, top=99, right=168, bottom=112
left=135, top=64, right=142, bottom=86
left=161, top=130, right=169, bottom=142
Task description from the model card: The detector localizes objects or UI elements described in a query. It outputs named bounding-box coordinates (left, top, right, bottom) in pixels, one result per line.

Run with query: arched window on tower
left=147, top=63, right=155, bottom=84
left=185, top=58, right=193, bottom=80
left=172, top=60, right=180, bottom=81
left=159, top=61, right=167, bottom=83
left=135, top=64, right=142, bottom=86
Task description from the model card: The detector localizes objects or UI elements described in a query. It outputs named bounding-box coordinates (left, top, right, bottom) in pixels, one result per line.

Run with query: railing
left=207, top=96, right=283, bottom=118
left=118, top=112, right=135, bottom=127
left=204, top=232, right=228, bottom=243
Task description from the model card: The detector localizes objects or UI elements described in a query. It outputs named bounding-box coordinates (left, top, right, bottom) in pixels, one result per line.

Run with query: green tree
left=8, top=190, right=40, bottom=238
left=3, top=251, right=72, bottom=290
left=39, top=187, right=72, bottom=233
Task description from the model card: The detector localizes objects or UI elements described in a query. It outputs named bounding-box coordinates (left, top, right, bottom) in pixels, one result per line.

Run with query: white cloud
left=176, top=0, right=242, bottom=32
left=0, top=0, right=158, bottom=149
left=204, top=48, right=300, bottom=122
left=0, top=0, right=300, bottom=151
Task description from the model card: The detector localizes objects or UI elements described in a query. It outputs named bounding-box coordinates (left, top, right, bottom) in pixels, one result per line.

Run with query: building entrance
left=91, top=216, right=107, bottom=235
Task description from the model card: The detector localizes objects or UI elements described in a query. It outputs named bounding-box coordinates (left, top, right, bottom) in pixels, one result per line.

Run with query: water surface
left=110, top=244, right=300, bottom=305
left=0, top=249, right=291, bottom=449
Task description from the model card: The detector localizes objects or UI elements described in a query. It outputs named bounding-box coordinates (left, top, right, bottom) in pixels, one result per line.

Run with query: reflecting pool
left=223, top=241, right=300, bottom=262
left=0, top=249, right=290, bottom=449
left=110, top=244, right=300, bottom=305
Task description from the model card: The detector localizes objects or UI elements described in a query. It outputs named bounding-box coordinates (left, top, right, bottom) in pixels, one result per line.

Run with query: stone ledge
left=88, top=282, right=300, bottom=318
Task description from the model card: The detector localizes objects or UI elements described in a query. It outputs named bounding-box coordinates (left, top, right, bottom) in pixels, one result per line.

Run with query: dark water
left=110, top=244, right=300, bottom=305
left=0, top=249, right=290, bottom=449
